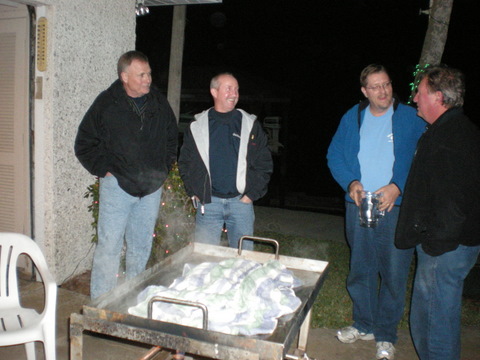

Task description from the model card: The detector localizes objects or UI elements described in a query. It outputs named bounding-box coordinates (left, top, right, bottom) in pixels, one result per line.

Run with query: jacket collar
left=357, top=95, right=400, bottom=127
left=108, top=79, right=155, bottom=102
left=427, top=106, right=464, bottom=130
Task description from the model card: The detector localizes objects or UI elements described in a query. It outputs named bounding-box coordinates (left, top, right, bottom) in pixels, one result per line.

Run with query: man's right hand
left=348, top=180, right=364, bottom=206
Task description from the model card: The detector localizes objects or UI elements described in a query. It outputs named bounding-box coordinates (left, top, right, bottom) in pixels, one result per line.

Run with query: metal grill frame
left=70, top=240, right=329, bottom=360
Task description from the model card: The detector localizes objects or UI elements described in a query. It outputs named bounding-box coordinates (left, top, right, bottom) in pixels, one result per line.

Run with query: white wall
left=34, top=0, right=136, bottom=283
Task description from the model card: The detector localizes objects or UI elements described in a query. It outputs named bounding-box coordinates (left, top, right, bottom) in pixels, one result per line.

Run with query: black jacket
left=178, top=108, right=273, bottom=204
left=74, top=80, right=178, bottom=197
left=395, top=107, right=480, bottom=256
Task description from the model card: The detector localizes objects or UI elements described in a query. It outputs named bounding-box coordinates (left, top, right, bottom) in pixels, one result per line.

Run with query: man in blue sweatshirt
left=327, top=64, right=425, bottom=360
left=178, top=73, right=273, bottom=250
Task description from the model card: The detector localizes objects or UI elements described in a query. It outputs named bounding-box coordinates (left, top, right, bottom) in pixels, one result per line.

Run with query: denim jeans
left=410, top=244, right=480, bottom=360
left=90, top=176, right=162, bottom=299
left=345, top=202, right=413, bottom=343
left=195, top=195, right=255, bottom=250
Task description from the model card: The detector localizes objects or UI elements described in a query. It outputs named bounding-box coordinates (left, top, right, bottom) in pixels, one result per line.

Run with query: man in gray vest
left=179, top=73, right=273, bottom=251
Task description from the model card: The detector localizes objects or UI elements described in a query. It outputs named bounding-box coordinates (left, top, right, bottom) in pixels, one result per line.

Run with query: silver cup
left=358, top=191, right=385, bottom=228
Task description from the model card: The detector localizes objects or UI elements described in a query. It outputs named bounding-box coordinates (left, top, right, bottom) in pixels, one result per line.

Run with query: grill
left=70, top=237, right=329, bottom=359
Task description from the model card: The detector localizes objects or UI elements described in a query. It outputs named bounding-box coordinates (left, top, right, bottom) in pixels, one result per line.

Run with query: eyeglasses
left=365, top=81, right=392, bottom=92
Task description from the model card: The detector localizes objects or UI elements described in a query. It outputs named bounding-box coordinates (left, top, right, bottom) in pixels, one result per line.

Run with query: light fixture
left=136, top=0, right=150, bottom=16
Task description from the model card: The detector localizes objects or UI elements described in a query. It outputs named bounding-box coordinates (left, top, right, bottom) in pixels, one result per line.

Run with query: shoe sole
left=376, top=342, right=395, bottom=359
left=336, top=333, right=375, bottom=343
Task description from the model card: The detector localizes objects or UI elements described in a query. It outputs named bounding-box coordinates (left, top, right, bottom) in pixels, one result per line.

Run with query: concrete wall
left=34, top=0, right=135, bottom=283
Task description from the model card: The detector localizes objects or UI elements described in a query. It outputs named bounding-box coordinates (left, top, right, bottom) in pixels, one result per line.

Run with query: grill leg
left=69, top=313, right=84, bottom=360
left=297, top=309, right=311, bottom=352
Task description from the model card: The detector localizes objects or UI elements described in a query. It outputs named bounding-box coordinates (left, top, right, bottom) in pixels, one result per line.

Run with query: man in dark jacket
left=75, top=51, right=178, bottom=299
left=178, top=73, right=272, bottom=250
left=395, top=65, right=480, bottom=360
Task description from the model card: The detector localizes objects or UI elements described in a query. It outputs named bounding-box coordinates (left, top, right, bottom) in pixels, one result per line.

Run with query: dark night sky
left=136, top=0, right=480, bottom=199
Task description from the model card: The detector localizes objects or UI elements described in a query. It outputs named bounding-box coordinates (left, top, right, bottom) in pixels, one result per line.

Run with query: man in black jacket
left=75, top=51, right=178, bottom=299
left=395, top=65, right=480, bottom=360
left=178, top=73, right=272, bottom=250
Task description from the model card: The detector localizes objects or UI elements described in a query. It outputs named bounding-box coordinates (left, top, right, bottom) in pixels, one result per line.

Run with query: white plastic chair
left=0, top=232, right=57, bottom=360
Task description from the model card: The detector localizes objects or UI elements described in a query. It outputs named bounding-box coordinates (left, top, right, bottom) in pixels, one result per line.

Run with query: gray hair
left=210, top=72, right=236, bottom=89
left=117, top=51, right=149, bottom=79
left=419, top=64, right=465, bottom=108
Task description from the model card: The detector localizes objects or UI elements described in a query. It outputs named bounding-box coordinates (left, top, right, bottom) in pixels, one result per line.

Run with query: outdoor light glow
left=135, top=0, right=150, bottom=16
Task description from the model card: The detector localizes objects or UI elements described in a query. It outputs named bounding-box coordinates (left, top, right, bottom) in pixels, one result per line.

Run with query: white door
left=0, top=6, right=31, bottom=234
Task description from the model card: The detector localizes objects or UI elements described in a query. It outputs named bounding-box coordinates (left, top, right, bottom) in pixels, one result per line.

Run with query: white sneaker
left=376, top=341, right=395, bottom=360
left=336, top=326, right=375, bottom=343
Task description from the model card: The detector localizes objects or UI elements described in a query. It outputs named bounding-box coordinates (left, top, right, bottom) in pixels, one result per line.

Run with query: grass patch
left=255, top=230, right=479, bottom=329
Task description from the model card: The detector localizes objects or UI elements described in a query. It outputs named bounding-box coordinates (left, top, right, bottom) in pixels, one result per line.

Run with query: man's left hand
left=375, top=184, right=400, bottom=212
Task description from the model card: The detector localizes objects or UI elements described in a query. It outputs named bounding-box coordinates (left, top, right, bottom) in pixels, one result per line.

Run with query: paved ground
left=4, top=282, right=479, bottom=360
left=1, top=206, right=479, bottom=359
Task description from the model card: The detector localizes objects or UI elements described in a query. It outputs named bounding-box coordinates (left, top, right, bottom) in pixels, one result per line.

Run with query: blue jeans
left=345, top=202, right=413, bottom=343
left=90, top=176, right=162, bottom=299
left=410, top=244, right=480, bottom=360
left=195, top=195, right=255, bottom=250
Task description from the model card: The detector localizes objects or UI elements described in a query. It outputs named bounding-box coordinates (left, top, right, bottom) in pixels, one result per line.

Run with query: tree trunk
left=168, top=5, right=186, bottom=123
left=409, top=0, right=454, bottom=101
left=419, top=0, right=454, bottom=66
